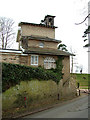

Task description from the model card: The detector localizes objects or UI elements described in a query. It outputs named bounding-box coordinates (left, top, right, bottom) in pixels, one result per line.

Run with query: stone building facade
left=1, top=15, right=74, bottom=80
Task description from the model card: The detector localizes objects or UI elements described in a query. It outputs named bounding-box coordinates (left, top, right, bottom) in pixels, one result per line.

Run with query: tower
left=43, top=15, right=56, bottom=27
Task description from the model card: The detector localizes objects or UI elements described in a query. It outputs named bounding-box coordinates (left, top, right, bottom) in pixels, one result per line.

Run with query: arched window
left=44, top=57, right=56, bottom=69
left=39, top=42, right=44, bottom=48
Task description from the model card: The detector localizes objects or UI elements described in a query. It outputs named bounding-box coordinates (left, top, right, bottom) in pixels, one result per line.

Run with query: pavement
left=13, top=91, right=88, bottom=119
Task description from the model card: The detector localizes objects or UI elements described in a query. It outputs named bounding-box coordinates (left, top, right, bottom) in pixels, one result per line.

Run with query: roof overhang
left=21, top=36, right=61, bottom=43
left=19, top=22, right=58, bottom=29
left=23, top=48, right=75, bottom=56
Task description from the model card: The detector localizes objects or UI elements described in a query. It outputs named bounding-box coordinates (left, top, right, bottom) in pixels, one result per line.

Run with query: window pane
left=35, top=56, right=38, bottom=64
left=31, top=56, right=34, bottom=64
left=44, top=57, right=56, bottom=69
left=31, top=56, right=38, bottom=65
left=39, top=42, right=44, bottom=48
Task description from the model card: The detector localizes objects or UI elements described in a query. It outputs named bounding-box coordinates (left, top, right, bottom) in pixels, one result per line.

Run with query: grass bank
left=71, top=73, right=90, bottom=88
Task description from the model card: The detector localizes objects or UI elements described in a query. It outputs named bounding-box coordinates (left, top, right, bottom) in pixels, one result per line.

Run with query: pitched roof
left=44, top=15, right=56, bottom=20
left=19, top=22, right=57, bottom=29
left=21, top=36, right=61, bottom=43
left=24, top=47, right=75, bottom=56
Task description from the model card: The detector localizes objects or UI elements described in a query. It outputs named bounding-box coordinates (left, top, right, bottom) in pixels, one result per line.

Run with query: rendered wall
left=21, top=25, right=55, bottom=39
left=28, top=40, right=58, bottom=49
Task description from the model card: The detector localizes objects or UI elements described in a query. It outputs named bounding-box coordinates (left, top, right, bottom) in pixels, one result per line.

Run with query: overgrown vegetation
left=55, top=56, right=64, bottom=84
left=2, top=58, right=64, bottom=92
left=2, top=80, right=58, bottom=118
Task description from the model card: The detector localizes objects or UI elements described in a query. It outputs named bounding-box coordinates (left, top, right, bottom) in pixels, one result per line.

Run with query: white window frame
left=31, top=55, right=38, bottom=66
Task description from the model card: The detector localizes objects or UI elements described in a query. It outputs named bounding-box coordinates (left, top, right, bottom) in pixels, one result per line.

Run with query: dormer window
left=39, top=42, right=44, bottom=48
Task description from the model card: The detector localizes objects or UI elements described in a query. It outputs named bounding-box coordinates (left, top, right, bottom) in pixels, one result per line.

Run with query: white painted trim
left=0, top=49, right=22, bottom=53
left=0, top=53, right=21, bottom=55
left=21, top=54, right=28, bottom=56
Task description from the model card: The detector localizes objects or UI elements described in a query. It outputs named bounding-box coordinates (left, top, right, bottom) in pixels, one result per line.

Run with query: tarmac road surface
left=23, top=95, right=89, bottom=118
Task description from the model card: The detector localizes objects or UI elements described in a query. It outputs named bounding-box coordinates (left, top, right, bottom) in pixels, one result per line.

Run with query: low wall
left=2, top=78, right=77, bottom=117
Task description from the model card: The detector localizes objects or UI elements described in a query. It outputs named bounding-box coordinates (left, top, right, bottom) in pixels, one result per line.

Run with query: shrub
left=2, top=63, right=61, bottom=92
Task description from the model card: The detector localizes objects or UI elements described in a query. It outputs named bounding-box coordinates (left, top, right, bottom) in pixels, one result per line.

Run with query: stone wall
left=0, top=53, right=20, bottom=64
left=26, top=54, right=70, bottom=80
left=21, top=25, right=55, bottom=39
left=59, top=77, right=77, bottom=97
left=62, top=56, right=70, bottom=80
left=2, top=78, right=77, bottom=118
left=19, top=55, right=28, bottom=65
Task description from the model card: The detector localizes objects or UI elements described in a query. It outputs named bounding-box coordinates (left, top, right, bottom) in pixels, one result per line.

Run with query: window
left=39, top=42, right=44, bottom=48
left=44, top=57, right=56, bottom=69
left=31, top=55, right=38, bottom=65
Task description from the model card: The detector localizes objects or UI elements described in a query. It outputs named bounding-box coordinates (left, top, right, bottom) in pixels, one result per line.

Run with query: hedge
left=2, top=63, right=60, bottom=92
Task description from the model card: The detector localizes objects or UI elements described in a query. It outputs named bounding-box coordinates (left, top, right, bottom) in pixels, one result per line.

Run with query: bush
left=2, top=63, right=60, bottom=92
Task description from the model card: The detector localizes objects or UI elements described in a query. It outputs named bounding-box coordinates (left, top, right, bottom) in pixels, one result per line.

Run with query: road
left=23, top=95, right=89, bottom=118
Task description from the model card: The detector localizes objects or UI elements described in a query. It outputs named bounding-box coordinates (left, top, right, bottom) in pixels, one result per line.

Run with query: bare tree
left=75, top=13, right=90, bottom=25
left=74, top=1, right=90, bottom=47
left=69, top=47, right=78, bottom=73
left=0, top=17, right=16, bottom=49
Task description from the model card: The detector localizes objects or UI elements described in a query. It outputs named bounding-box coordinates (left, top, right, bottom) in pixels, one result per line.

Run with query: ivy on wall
left=55, top=56, right=64, bottom=84
left=50, top=56, right=64, bottom=84
left=2, top=63, right=58, bottom=92
left=2, top=56, right=64, bottom=92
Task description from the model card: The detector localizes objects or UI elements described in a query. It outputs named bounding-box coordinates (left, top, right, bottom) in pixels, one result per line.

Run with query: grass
left=71, top=73, right=90, bottom=88
left=80, top=86, right=89, bottom=89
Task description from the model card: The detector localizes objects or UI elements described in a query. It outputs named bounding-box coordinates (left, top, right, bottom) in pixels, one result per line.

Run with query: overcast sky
left=0, top=0, right=89, bottom=73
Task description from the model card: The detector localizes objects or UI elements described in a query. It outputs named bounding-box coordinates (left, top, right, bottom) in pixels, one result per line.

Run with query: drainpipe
left=20, top=46, right=25, bottom=53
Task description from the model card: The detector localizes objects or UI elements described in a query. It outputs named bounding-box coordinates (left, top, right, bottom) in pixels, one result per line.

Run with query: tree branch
left=0, top=17, right=16, bottom=49
left=75, top=13, right=90, bottom=25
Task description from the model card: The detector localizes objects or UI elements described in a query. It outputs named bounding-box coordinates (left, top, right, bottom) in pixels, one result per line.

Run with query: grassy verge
left=71, top=73, right=90, bottom=88
left=80, top=86, right=89, bottom=89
